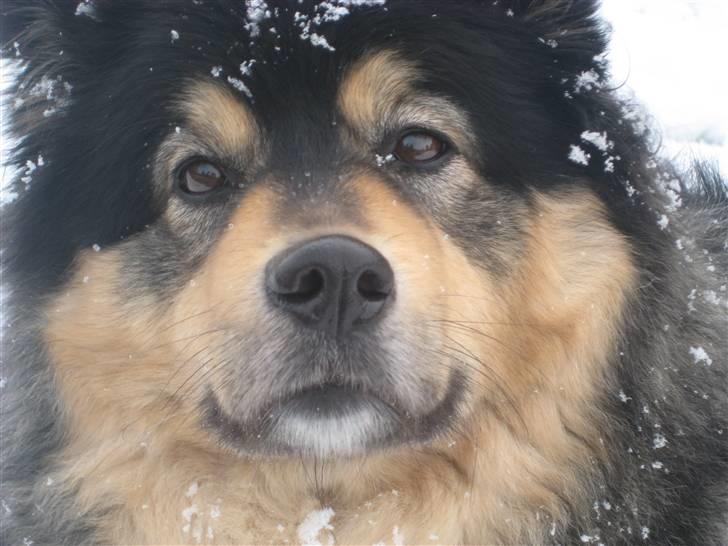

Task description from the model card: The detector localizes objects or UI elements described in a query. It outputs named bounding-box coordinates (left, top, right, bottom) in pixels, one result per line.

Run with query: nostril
left=356, top=269, right=392, bottom=302
left=275, top=267, right=326, bottom=304
left=265, top=236, right=395, bottom=336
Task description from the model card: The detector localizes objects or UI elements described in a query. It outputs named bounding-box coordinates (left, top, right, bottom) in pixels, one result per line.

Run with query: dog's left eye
left=393, top=131, right=448, bottom=164
left=179, top=161, right=226, bottom=194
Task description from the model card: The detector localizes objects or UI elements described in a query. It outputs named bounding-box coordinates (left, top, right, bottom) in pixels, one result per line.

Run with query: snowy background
left=1, top=0, right=727, bottom=195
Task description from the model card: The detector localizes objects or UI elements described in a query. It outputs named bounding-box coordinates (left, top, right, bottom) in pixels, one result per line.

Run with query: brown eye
left=179, top=160, right=226, bottom=194
left=393, top=131, right=447, bottom=164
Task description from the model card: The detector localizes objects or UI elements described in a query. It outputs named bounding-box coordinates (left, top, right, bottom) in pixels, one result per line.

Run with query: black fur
left=1, top=1, right=726, bottom=544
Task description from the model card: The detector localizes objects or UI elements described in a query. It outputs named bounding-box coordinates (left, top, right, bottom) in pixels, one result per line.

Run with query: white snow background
left=1, top=0, right=727, bottom=196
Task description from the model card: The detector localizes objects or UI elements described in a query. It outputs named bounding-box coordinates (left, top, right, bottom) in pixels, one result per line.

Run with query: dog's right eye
left=178, top=160, right=227, bottom=195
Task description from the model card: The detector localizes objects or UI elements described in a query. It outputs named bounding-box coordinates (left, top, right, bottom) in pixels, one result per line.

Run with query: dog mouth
left=202, top=372, right=466, bottom=458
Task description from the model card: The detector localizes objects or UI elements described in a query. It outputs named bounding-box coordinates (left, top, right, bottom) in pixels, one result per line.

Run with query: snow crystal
left=603, top=155, right=617, bottom=173
left=0, top=377, right=7, bottom=389
left=227, top=77, right=254, bottom=99
left=568, top=145, right=591, bottom=166
left=653, top=433, right=667, bottom=449
left=92, top=244, right=101, bottom=252
left=656, top=175, right=683, bottom=212
left=375, top=153, right=395, bottom=167
left=689, top=346, right=713, bottom=366
left=170, top=30, right=180, bottom=43
left=651, top=461, right=664, bottom=470
left=392, top=526, right=405, bottom=546
left=574, top=70, right=602, bottom=93
left=641, top=527, right=650, bottom=540
left=211, top=66, right=223, bottom=78
left=538, top=37, right=559, bottom=48
left=245, top=0, right=271, bottom=37
left=75, top=1, right=98, bottom=19
left=581, top=131, right=614, bottom=152
left=657, top=214, right=669, bottom=230
left=309, top=33, right=335, bottom=51
left=20, top=154, right=45, bottom=186
left=185, top=481, right=199, bottom=498
left=28, top=75, right=73, bottom=115
left=297, top=507, right=335, bottom=546
left=294, top=0, right=386, bottom=51
left=702, top=290, right=722, bottom=306
left=240, top=60, right=257, bottom=76
left=618, top=390, right=631, bottom=403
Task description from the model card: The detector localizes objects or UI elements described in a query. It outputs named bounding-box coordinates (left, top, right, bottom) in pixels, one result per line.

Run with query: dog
left=1, top=0, right=726, bottom=544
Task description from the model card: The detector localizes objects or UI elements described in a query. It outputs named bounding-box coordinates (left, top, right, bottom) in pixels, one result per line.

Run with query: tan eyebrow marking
left=176, top=80, right=258, bottom=156
left=338, top=50, right=475, bottom=154
left=338, top=50, right=418, bottom=135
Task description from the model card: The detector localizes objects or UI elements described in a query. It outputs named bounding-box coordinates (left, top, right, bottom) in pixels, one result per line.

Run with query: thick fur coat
left=1, top=1, right=726, bottom=544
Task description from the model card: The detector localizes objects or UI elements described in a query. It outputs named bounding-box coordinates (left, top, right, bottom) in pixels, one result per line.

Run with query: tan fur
left=338, top=51, right=417, bottom=136
left=43, top=165, right=636, bottom=544
left=338, top=52, right=475, bottom=156
left=176, top=80, right=259, bottom=157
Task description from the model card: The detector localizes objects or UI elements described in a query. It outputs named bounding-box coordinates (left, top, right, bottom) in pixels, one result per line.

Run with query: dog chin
left=270, top=398, right=397, bottom=457
left=204, top=372, right=465, bottom=458
left=204, top=386, right=400, bottom=458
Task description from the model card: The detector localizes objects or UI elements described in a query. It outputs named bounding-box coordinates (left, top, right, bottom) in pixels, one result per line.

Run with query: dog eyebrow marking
left=175, top=80, right=259, bottom=158
left=338, top=50, right=417, bottom=133
left=338, top=50, right=475, bottom=154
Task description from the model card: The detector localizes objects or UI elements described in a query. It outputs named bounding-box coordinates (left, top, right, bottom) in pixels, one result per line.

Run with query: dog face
left=7, top=0, right=636, bottom=462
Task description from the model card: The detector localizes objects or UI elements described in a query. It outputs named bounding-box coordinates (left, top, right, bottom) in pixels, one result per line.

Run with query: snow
left=653, top=433, right=668, bottom=450
left=568, top=145, right=591, bottom=166
left=580, top=131, right=613, bottom=153
left=295, top=0, right=387, bottom=51
left=573, top=70, right=603, bottom=94
left=689, top=346, right=713, bottom=367
left=297, top=507, right=335, bottom=546
left=1, top=2, right=726, bottom=203
left=185, top=481, right=199, bottom=498
left=602, top=0, right=728, bottom=175
left=392, top=525, right=405, bottom=546
left=75, top=1, right=98, bottom=20
left=226, top=76, right=254, bottom=100
left=245, top=0, right=272, bottom=38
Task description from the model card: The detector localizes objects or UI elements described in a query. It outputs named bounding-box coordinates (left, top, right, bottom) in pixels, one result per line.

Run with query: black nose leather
left=265, top=236, right=395, bottom=337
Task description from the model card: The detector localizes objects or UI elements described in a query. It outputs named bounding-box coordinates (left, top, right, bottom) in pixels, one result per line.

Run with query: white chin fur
left=271, top=405, right=392, bottom=457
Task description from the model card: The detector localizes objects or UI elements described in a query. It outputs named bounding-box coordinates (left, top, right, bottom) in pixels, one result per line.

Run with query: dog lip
left=281, top=382, right=383, bottom=416
left=202, top=371, right=467, bottom=457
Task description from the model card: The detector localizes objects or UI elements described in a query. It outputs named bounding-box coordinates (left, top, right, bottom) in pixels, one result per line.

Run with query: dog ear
left=1, top=1, right=137, bottom=136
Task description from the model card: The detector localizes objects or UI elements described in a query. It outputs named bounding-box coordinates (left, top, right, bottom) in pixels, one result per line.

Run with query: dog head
left=3, top=0, right=638, bottom=460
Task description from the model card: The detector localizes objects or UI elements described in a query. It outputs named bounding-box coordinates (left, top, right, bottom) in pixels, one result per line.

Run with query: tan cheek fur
left=43, top=183, right=635, bottom=544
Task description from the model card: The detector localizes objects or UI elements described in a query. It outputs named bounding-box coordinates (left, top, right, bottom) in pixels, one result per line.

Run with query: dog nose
left=265, top=236, right=395, bottom=337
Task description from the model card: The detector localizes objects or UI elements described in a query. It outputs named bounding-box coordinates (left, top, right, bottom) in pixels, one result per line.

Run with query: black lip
left=202, top=371, right=466, bottom=457
left=282, top=383, right=378, bottom=416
